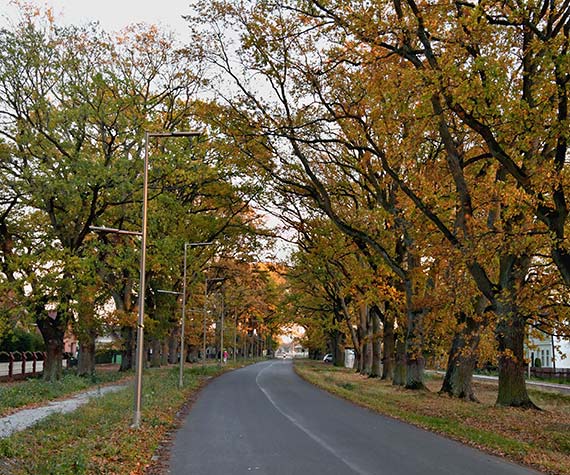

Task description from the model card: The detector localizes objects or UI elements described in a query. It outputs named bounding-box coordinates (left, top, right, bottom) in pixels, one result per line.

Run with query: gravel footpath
left=0, top=383, right=130, bottom=438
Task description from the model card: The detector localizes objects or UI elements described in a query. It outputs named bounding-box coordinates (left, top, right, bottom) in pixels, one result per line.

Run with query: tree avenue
left=1, top=0, right=570, bottom=415
left=189, top=0, right=570, bottom=408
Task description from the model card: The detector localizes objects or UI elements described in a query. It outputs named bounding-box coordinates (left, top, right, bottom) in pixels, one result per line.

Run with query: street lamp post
left=133, top=130, right=201, bottom=428
left=90, top=130, right=201, bottom=428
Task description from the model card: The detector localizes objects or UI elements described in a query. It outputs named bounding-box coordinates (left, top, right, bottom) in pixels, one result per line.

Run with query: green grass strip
left=0, top=371, right=130, bottom=417
left=0, top=363, right=245, bottom=474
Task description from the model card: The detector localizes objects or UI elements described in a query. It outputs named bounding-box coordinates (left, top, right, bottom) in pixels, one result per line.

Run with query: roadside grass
left=0, top=362, right=246, bottom=474
left=0, top=370, right=130, bottom=417
left=295, top=360, right=570, bottom=475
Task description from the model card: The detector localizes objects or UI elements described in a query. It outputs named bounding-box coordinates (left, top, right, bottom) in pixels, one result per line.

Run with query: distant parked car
left=323, top=354, right=333, bottom=363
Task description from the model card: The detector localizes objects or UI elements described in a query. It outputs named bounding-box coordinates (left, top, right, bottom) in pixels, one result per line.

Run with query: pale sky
left=0, top=0, right=196, bottom=37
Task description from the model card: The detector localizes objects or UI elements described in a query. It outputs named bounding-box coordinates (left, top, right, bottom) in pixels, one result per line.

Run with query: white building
left=527, top=333, right=570, bottom=369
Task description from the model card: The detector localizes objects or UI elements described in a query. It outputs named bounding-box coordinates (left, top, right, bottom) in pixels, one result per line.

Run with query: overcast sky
left=0, top=0, right=196, bottom=37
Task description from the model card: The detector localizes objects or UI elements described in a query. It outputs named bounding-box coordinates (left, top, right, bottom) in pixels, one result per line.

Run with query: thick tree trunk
left=365, top=314, right=373, bottom=374
left=187, top=345, right=199, bottom=362
left=76, top=293, right=97, bottom=377
left=44, top=338, right=64, bottom=381
left=359, top=303, right=372, bottom=375
left=392, top=337, right=406, bottom=386
left=340, top=296, right=361, bottom=371
left=493, top=254, right=538, bottom=408
left=112, top=281, right=136, bottom=372
left=495, top=304, right=537, bottom=408
left=161, top=340, right=169, bottom=366
left=440, top=311, right=481, bottom=401
left=357, top=304, right=366, bottom=374
left=78, top=333, right=96, bottom=377
left=404, top=275, right=426, bottom=390
left=37, top=306, right=66, bottom=382
left=382, top=313, right=395, bottom=380
left=168, top=329, right=179, bottom=364
left=331, top=328, right=343, bottom=367
left=370, top=306, right=382, bottom=378
left=120, top=326, right=136, bottom=371
left=150, top=338, right=162, bottom=367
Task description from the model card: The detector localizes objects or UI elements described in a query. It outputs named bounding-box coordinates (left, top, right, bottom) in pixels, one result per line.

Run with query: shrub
left=0, top=328, right=45, bottom=352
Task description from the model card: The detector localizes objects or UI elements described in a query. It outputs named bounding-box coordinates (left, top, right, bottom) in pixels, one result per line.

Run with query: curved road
left=168, top=360, right=541, bottom=475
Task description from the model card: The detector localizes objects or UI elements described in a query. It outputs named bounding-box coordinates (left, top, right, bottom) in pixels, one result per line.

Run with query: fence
left=0, top=351, right=69, bottom=381
left=531, top=367, right=570, bottom=382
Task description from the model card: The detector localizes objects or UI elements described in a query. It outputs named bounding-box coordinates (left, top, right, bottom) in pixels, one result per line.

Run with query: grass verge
left=0, top=362, right=249, bottom=475
left=0, top=370, right=130, bottom=417
left=295, top=360, right=570, bottom=475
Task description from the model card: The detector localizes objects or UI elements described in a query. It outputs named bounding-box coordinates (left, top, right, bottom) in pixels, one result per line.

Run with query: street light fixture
left=131, top=130, right=202, bottom=428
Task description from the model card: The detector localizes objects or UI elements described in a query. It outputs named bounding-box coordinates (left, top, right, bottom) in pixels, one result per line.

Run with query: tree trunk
left=495, top=304, right=537, bottom=408
left=370, top=306, right=382, bottom=378
left=493, top=254, right=538, bottom=408
left=404, top=275, right=426, bottom=390
left=187, top=345, right=199, bottom=362
left=340, top=296, right=361, bottom=371
left=44, top=337, right=64, bottom=381
left=331, top=328, right=343, bottom=367
left=36, top=305, right=66, bottom=382
left=76, top=293, right=98, bottom=377
left=112, top=281, right=136, bottom=372
left=382, top=312, right=395, bottom=380
left=358, top=303, right=371, bottom=375
left=440, top=311, right=481, bottom=401
left=392, top=337, right=406, bottom=386
left=120, top=326, right=136, bottom=371
left=161, top=340, right=169, bottom=366
left=150, top=338, right=162, bottom=367
left=168, top=329, right=179, bottom=364
left=78, top=332, right=96, bottom=377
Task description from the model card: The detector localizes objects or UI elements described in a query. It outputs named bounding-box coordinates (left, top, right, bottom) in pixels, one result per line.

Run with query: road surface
left=168, top=360, right=541, bottom=475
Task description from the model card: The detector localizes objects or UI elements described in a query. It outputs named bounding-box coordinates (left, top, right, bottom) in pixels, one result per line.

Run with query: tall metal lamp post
left=134, top=131, right=202, bottom=427
left=92, top=130, right=201, bottom=429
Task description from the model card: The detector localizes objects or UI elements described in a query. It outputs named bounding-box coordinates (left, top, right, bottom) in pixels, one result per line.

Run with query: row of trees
left=0, top=9, right=281, bottom=380
left=189, top=0, right=570, bottom=408
left=3, top=1, right=570, bottom=411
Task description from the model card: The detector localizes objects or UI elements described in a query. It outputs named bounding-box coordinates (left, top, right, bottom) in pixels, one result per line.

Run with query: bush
left=94, top=349, right=118, bottom=364
left=0, top=328, right=45, bottom=352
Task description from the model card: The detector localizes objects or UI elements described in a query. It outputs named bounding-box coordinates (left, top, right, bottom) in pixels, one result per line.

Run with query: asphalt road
left=168, top=360, right=541, bottom=475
